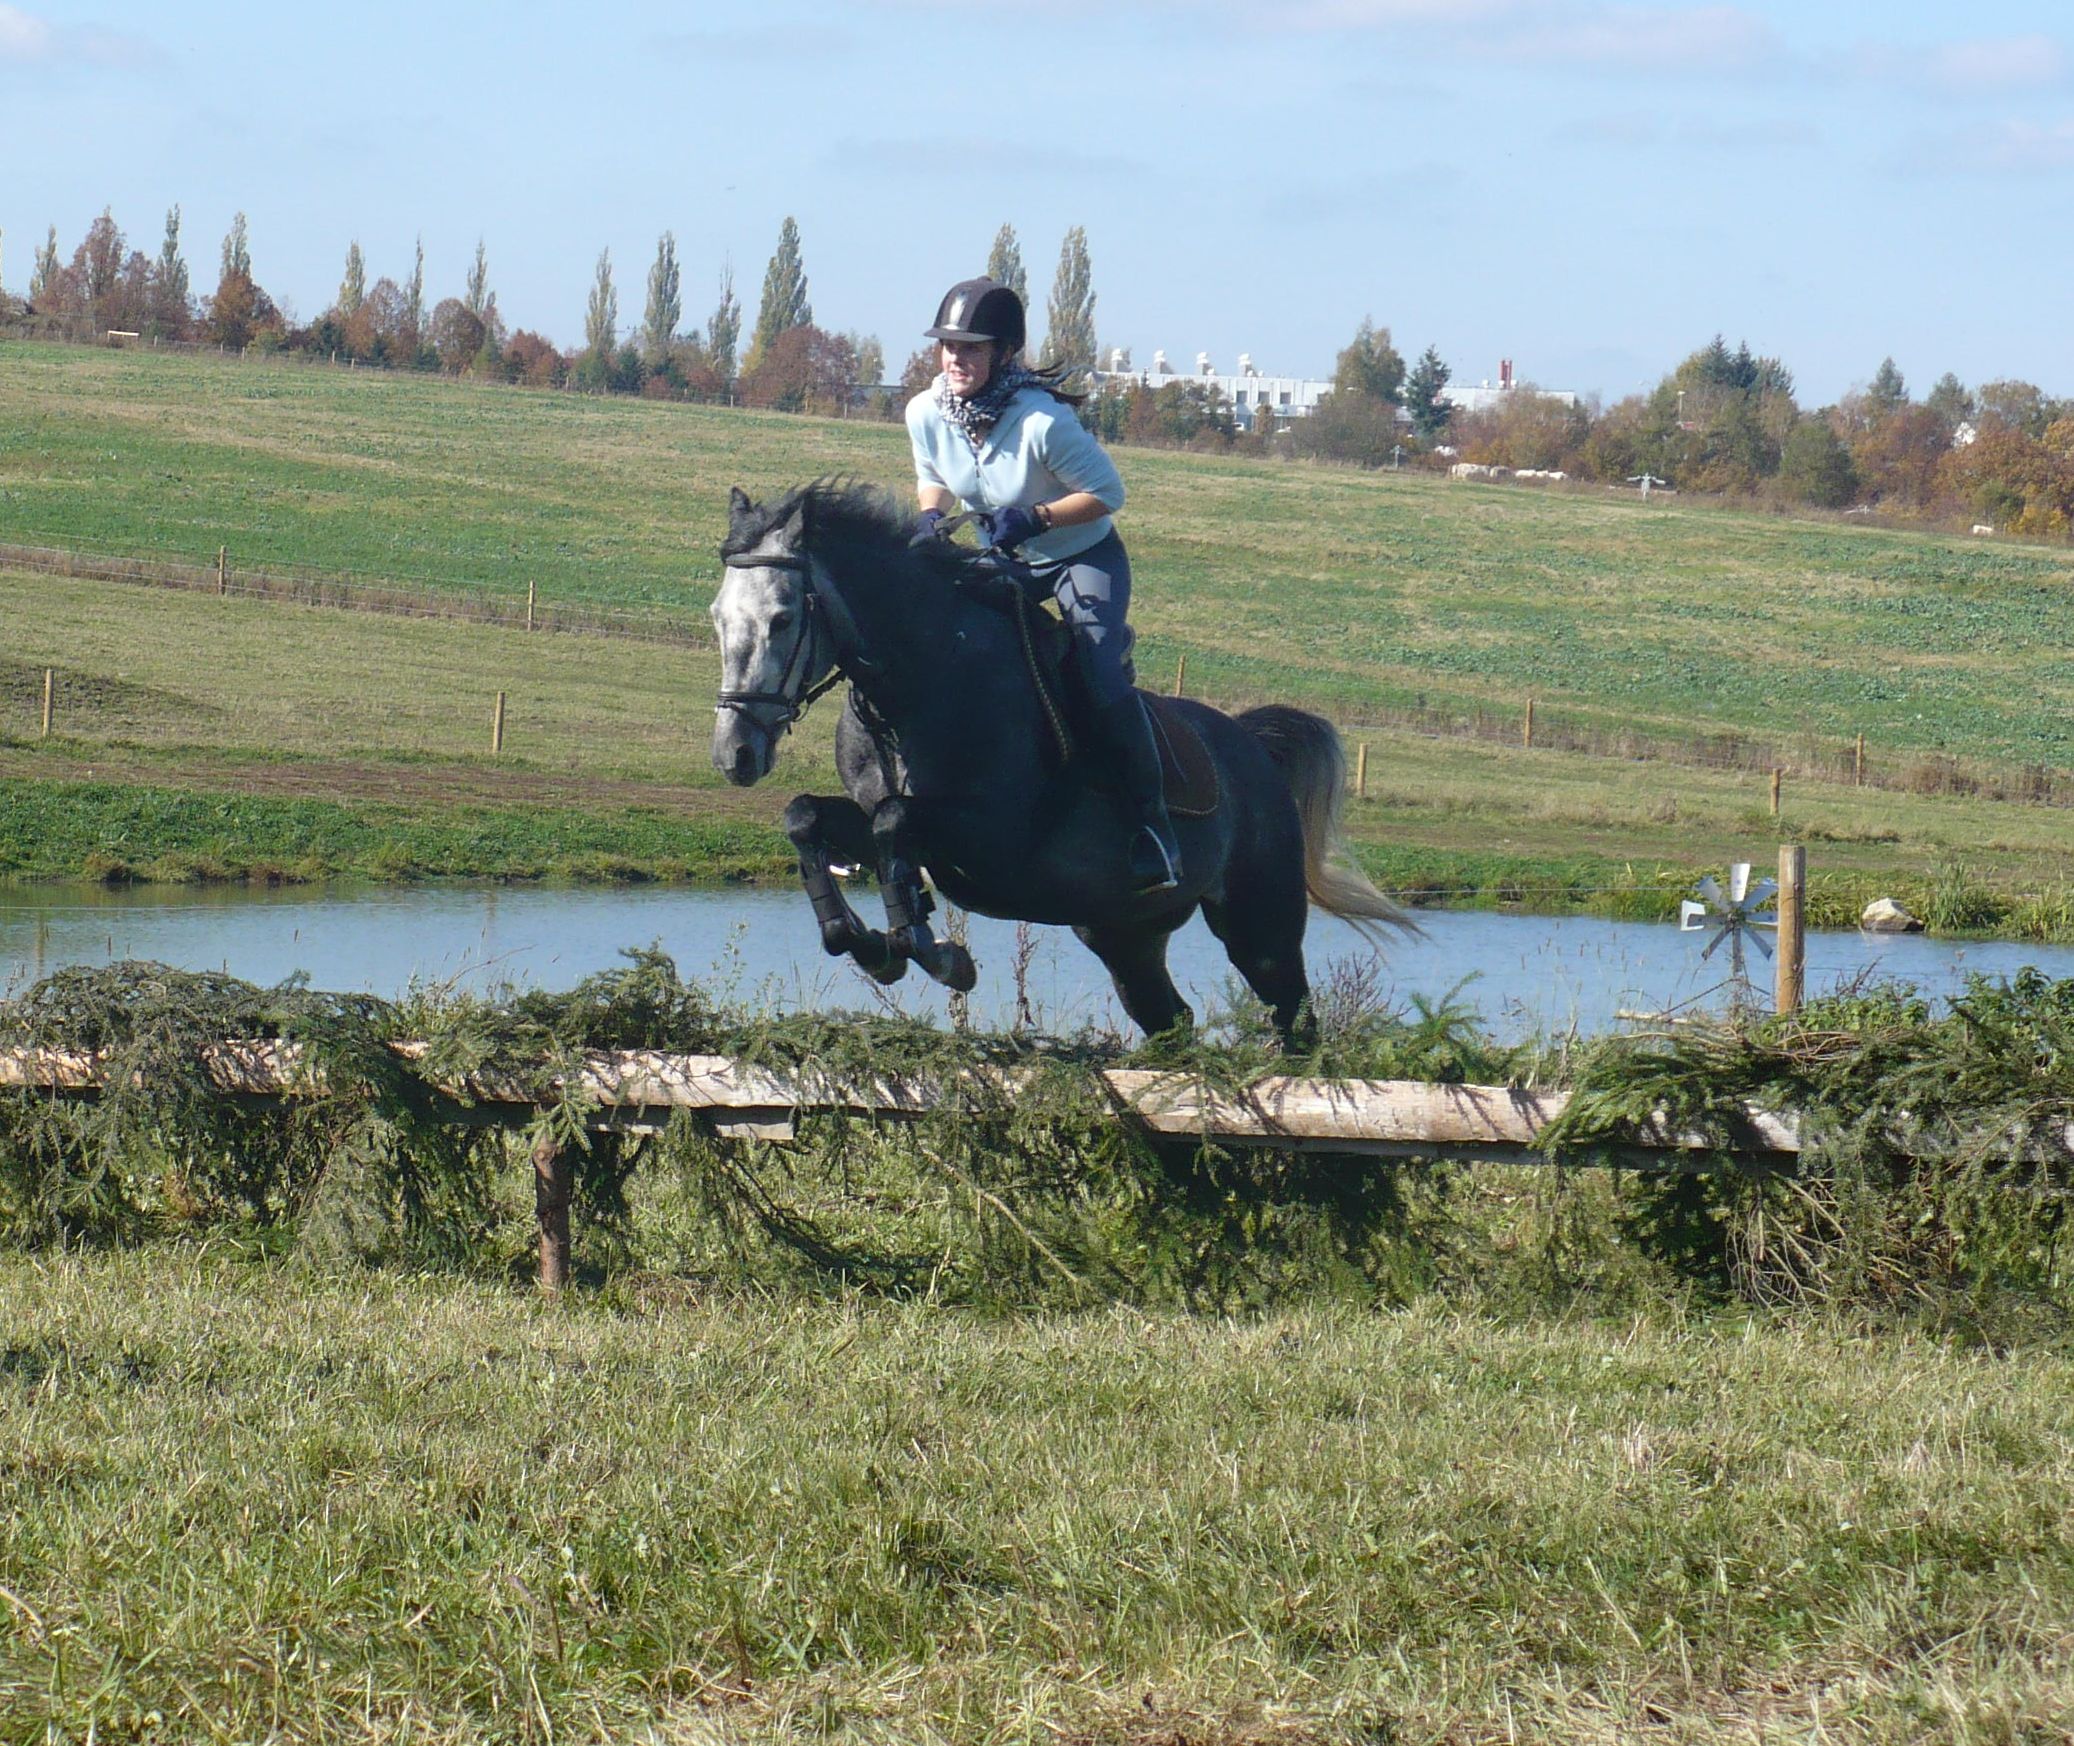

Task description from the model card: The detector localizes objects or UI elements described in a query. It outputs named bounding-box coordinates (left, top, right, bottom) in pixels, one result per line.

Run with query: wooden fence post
left=1173, top=653, right=1186, bottom=698
left=217, top=546, right=227, bottom=596
left=526, top=578, right=537, bottom=632
left=41, top=668, right=54, bottom=738
left=492, top=691, right=506, bottom=755
left=1355, top=741, right=1369, bottom=798
left=1770, top=767, right=1782, bottom=818
left=1776, top=844, right=1805, bottom=1015
left=533, top=1129, right=571, bottom=1293
left=1854, top=733, right=1865, bottom=787
left=1523, top=698, right=1535, bottom=749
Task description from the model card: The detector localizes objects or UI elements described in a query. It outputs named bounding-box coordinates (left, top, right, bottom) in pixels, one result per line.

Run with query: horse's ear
left=727, top=485, right=753, bottom=524
left=776, top=500, right=808, bottom=545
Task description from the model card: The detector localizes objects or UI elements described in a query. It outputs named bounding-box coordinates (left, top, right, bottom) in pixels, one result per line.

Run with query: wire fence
left=0, top=539, right=713, bottom=649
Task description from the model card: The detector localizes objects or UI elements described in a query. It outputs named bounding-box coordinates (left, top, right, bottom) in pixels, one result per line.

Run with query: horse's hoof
left=935, top=943, right=977, bottom=993
left=865, top=953, right=909, bottom=985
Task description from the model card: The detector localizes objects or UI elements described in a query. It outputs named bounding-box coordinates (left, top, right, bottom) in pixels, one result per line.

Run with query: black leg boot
left=1093, top=695, right=1183, bottom=893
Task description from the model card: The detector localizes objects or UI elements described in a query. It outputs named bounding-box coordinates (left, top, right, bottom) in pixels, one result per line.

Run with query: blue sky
left=5, top=0, right=2070, bottom=404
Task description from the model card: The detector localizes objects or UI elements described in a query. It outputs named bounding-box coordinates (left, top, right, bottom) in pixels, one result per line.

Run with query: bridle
left=713, top=546, right=873, bottom=736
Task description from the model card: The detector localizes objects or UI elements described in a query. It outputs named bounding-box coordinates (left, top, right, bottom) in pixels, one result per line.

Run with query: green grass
left=3, top=1247, right=2070, bottom=1743
left=6, top=340, right=2074, bottom=923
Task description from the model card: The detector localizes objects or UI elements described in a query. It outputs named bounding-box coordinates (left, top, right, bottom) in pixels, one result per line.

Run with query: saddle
left=971, top=565, right=1221, bottom=820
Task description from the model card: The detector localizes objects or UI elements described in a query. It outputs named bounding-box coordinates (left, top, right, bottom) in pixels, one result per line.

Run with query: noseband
left=713, top=548, right=872, bottom=734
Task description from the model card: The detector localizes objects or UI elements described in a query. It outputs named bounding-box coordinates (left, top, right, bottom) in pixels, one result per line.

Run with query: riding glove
left=909, top=508, right=947, bottom=546
left=981, top=505, right=1043, bottom=551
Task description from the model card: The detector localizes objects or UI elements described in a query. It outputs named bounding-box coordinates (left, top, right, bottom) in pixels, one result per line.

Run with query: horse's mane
left=722, top=478, right=975, bottom=593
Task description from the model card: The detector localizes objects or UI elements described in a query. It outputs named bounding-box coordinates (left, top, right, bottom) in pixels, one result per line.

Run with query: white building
left=1439, top=358, right=1579, bottom=416
left=1091, top=349, right=1332, bottom=428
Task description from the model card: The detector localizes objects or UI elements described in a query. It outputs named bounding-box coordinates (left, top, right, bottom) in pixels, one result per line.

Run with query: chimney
left=1500, top=358, right=1514, bottom=390
left=1197, top=351, right=1213, bottom=376
left=1238, top=352, right=1255, bottom=376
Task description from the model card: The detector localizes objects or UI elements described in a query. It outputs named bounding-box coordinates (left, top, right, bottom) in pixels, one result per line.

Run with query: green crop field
left=5, top=338, right=2074, bottom=924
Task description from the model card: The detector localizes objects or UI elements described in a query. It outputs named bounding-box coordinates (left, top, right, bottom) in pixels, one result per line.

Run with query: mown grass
left=3, top=1247, right=2070, bottom=1744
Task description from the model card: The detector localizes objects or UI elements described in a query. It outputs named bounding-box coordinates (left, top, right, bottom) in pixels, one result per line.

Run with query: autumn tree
left=985, top=223, right=1028, bottom=305
left=747, top=217, right=811, bottom=372
left=464, top=240, right=490, bottom=320
left=740, top=324, right=857, bottom=414
left=1976, top=379, right=2054, bottom=439
left=427, top=298, right=485, bottom=373
left=207, top=212, right=269, bottom=349
left=401, top=237, right=426, bottom=366
left=1865, top=356, right=1908, bottom=418
left=74, top=208, right=126, bottom=330
left=505, top=329, right=566, bottom=389
left=1042, top=226, right=1096, bottom=378
left=1923, top=372, right=1974, bottom=432
left=30, top=225, right=60, bottom=307
left=1332, top=318, right=1405, bottom=404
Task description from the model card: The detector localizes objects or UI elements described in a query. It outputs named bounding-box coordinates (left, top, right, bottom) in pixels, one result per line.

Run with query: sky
left=4, top=0, right=2071, bottom=406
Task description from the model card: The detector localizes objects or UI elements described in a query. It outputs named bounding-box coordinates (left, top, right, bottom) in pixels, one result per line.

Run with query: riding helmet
left=924, top=278, right=1025, bottom=353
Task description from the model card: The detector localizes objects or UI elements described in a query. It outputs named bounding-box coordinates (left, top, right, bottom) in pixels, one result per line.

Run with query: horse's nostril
left=733, top=744, right=758, bottom=782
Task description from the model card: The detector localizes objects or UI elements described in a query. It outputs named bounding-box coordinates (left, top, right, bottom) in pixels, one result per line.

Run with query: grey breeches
left=1050, top=530, right=1136, bottom=707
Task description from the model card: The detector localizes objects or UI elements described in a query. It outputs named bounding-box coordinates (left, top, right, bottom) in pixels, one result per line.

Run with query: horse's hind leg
left=1202, top=886, right=1315, bottom=1050
left=783, top=794, right=904, bottom=983
left=868, top=797, right=976, bottom=992
left=1073, top=919, right=1193, bottom=1040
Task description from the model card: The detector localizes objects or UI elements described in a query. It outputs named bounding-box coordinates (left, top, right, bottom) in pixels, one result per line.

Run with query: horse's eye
left=770, top=611, right=795, bottom=636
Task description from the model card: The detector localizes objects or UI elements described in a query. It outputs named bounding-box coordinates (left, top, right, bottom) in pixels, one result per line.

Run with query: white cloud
left=1929, top=34, right=2071, bottom=95
left=1889, top=118, right=2074, bottom=176
left=0, top=4, right=54, bottom=58
left=0, top=4, right=155, bottom=66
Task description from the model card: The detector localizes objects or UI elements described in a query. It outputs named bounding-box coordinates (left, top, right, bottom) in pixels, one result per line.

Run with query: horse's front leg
left=871, top=796, right=977, bottom=993
left=782, top=794, right=905, bottom=984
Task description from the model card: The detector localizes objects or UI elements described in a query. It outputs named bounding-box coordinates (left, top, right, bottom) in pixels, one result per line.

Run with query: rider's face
left=939, top=339, right=994, bottom=397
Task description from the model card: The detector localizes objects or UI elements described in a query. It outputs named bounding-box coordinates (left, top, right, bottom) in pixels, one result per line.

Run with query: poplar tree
left=1866, top=356, right=1908, bottom=417
left=707, top=264, right=741, bottom=383
left=584, top=248, right=613, bottom=364
left=1042, top=226, right=1096, bottom=377
left=150, top=206, right=189, bottom=337
left=464, top=239, right=490, bottom=320
left=338, top=241, right=365, bottom=317
left=31, top=225, right=59, bottom=303
left=402, top=237, right=425, bottom=359
left=220, top=212, right=251, bottom=281
left=985, top=223, right=1027, bottom=306
left=747, top=217, right=811, bottom=372
left=642, top=231, right=682, bottom=366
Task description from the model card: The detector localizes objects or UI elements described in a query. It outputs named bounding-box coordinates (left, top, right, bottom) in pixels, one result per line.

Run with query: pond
left=6, top=881, right=2072, bottom=1042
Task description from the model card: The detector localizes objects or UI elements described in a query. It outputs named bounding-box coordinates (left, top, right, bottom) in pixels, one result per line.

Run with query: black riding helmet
left=924, top=278, right=1026, bottom=354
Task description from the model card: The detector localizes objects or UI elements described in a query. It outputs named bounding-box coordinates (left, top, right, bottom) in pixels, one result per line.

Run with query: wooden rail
left=0, top=1043, right=1805, bottom=1290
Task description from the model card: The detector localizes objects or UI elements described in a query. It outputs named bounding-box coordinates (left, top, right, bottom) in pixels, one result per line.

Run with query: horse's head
left=710, top=486, right=836, bottom=786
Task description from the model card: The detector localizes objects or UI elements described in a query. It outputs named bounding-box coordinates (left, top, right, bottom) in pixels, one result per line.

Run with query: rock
left=1860, top=897, right=1923, bottom=933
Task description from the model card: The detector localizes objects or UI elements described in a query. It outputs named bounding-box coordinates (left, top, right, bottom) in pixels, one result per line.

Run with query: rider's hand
left=908, top=508, right=947, bottom=547
left=981, top=505, right=1043, bottom=551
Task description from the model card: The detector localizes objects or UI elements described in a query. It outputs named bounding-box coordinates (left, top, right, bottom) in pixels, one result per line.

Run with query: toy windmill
left=1681, top=862, right=1778, bottom=984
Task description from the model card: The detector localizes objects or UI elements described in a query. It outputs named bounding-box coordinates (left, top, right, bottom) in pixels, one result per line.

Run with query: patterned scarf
left=937, top=361, right=1035, bottom=452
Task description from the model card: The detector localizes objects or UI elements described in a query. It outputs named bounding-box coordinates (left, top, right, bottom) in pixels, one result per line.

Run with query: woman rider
left=905, top=277, right=1182, bottom=893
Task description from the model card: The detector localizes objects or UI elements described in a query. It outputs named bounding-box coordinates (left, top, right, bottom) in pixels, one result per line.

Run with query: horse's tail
left=1238, top=705, right=1419, bottom=944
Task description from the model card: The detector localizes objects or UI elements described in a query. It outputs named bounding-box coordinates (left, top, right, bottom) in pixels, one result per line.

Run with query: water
left=5, top=881, right=2073, bottom=1042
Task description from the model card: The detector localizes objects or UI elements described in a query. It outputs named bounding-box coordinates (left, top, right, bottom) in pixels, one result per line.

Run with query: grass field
left=3, top=1246, right=2070, bottom=1744
left=6, top=339, right=2074, bottom=923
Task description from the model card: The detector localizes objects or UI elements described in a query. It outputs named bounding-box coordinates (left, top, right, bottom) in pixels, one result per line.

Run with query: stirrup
left=1129, top=824, right=1182, bottom=894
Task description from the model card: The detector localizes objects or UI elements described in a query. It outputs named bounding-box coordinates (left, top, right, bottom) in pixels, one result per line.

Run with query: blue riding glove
left=980, top=505, right=1044, bottom=551
left=908, top=508, right=947, bottom=547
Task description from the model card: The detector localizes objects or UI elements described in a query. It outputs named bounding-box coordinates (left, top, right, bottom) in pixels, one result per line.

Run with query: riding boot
left=1092, top=694, right=1183, bottom=893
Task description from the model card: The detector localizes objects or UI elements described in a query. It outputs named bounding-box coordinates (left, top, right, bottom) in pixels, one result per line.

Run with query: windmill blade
left=1700, top=926, right=1730, bottom=961
left=1696, top=876, right=1725, bottom=911
left=1679, top=899, right=1708, bottom=931
left=1746, top=929, right=1775, bottom=960
left=1729, top=863, right=1752, bottom=904
left=1743, top=877, right=1778, bottom=911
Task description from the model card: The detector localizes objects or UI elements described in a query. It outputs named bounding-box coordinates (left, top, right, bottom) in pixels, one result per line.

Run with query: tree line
left=11, top=204, right=2071, bottom=535
left=3, top=208, right=1098, bottom=419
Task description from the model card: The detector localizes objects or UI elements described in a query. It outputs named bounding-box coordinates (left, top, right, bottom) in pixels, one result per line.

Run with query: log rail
left=0, top=1043, right=1804, bottom=1290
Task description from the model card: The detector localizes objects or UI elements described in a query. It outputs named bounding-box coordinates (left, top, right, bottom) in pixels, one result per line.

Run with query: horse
left=709, top=482, right=1412, bottom=1045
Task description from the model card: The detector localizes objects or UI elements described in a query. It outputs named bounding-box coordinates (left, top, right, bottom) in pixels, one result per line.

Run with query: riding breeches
left=1049, top=530, right=1136, bottom=707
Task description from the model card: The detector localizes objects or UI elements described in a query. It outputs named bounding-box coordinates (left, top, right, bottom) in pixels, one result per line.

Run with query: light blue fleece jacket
left=906, top=379, right=1126, bottom=563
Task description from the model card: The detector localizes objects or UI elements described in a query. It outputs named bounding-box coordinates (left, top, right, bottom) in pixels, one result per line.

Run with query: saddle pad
left=1141, top=692, right=1222, bottom=819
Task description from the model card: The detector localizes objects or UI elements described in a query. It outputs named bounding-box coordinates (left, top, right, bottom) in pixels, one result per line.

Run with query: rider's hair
left=1013, top=348, right=1086, bottom=408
